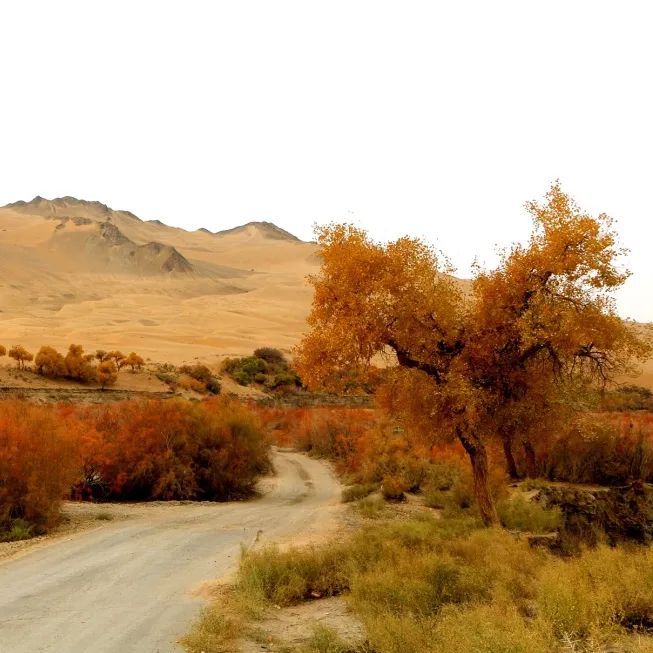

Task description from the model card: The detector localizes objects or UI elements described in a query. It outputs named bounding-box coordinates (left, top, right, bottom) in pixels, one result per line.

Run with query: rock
left=535, top=482, right=653, bottom=549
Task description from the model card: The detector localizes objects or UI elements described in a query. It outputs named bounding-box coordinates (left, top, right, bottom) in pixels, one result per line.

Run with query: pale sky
left=1, top=1, right=651, bottom=320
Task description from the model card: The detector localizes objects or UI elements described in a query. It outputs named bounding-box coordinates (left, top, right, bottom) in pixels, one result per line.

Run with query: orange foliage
left=8, top=345, right=33, bottom=370
left=65, top=344, right=96, bottom=382
left=96, top=360, right=118, bottom=389
left=35, top=346, right=67, bottom=377
left=1, top=398, right=270, bottom=533
left=0, top=401, right=79, bottom=530
left=541, top=411, right=653, bottom=485
left=296, top=185, right=651, bottom=524
left=123, top=352, right=144, bottom=372
left=74, top=398, right=269, bottom=501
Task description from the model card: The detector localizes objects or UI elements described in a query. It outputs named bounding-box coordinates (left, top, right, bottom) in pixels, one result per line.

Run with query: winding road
left=0, top=450, right=340, bottom=653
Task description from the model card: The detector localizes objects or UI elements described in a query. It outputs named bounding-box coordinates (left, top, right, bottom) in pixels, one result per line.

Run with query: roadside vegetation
left=183, top=491, right=653, bottom=653
left=182, top=185, right=653, bottom=651
left=0, top=398, right=269, bottom=541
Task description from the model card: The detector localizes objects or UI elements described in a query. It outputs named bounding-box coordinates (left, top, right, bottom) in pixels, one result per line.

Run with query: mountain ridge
left=1, top=196, right=302, bottom=242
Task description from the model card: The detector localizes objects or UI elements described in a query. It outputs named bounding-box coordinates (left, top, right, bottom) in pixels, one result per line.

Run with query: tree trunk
left=458, top=432, right=499, bottom=526
left=522, top=440, right=537, bottom=478
left=501, top=430, right=520, bottom=480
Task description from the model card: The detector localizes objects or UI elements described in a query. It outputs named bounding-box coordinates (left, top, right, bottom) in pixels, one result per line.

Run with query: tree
left=96, top=360, right=118, bottom=390
left=35, top=346, right=67, bottom=378
left=65, top=344, right=96, bottom=382
left=105, top=350, right=126, bottom=369
left=8, top=345, right=34, bottom=370
left=296, top=185, right=650, bottom=526
left=0, top=345, right=6, bottom=357
left=123, top=352, right=144, bottom=372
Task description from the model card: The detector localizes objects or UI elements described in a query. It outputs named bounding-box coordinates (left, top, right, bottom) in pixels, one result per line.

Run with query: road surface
left=0, top=450, right=340, bottom=653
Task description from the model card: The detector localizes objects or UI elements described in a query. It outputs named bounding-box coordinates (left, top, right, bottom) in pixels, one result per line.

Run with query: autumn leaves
left=0, top=344, right=145, bottom=389
left=296, top=185, right=651, bottom=525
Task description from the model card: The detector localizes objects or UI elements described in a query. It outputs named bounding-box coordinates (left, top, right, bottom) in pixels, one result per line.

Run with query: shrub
left=0, top=401, right=79, bottom=535
left=253, top=347, right=288, bottom=367
left=178, top=374, right=207, bottom=394
left=77, top=398, right=269, bottom=501
left=342, top=483, right=377, bottom=503
left=543, top=413, right=653, bottom=485
left=35, top=346, right=67, bottom=377
left=223, top=350, right=301, bottom=391
left=497, top=494, right=561, bottom=533
left=267, top=370, right=302, bottom=390
left=0, top=518, right=35, bottom=542
left=381, top=477, right=406, bottom=502
left=355, top=495, right=386, bottom=519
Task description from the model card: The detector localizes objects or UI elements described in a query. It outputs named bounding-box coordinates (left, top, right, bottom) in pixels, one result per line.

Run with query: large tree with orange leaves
left=296, top=185, right=650, bottom=525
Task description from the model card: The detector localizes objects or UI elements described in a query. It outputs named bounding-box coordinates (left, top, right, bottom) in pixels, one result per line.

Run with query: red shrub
left=76, top=397, right=269, bottom=501
left=0, top=401, right=79, bottom=530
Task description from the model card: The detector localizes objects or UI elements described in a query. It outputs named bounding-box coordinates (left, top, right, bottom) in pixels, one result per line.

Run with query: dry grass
left=184, top=506, right=653, bottom=653
left=497, top=494, right=562, bottom=533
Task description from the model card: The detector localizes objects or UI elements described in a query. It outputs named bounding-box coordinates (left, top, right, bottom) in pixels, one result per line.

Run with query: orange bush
left=75, top=397, right=270, bottom=501
left=541, top=411, right=653, bottom=484
left=1, top=398, right=270, bottom=535
left=0, top=401, right=79, bottom=531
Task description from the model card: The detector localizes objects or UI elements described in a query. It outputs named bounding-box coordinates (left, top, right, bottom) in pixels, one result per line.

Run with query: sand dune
left=0, top=197, right=318, bottom=365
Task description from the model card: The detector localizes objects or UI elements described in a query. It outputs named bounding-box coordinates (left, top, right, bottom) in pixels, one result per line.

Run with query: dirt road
left=0, top=450, right=341, bottom=653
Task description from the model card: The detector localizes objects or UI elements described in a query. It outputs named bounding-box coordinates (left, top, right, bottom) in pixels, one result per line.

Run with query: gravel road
left=0, top=449, right=341, bottom=653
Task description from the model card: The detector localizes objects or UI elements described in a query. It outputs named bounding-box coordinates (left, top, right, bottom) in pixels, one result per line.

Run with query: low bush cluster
left=598, top=384, right=653, bottom=412
left=0, top=401, right=80, bottom=538
left=222, top=348, right=301, bottom=391
left=0, top=398, right=270, bottom=538
left=216, top=515, right=653, bottom=653
left=540, top=412, right=653, bottom=485
left=153, top=362, right=221, bottom=394
left=0, top=343, right=147, bottom=389
left=75, top=398, right=269, bottom=501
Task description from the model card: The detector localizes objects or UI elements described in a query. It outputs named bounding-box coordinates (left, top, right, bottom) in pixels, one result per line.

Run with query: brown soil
left=240, top=597, right=365, bottom=652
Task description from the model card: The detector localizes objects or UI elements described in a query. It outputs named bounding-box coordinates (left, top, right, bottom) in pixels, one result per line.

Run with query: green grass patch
left=497, top=494, right=562, bottom=533
left=341, top=483, right=377, bottom=503
left=0, top=518, right=35, bottom=542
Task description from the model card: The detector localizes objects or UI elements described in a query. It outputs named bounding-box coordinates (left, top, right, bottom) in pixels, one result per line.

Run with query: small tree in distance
left=124, top=352, right=144, bottom=372
left=96, top=360, right=118, bottom=390
left=8, top=345, right=34, bottom=370
left=0, top=345, right=6, bottom=357
left=104, top=351, right=126, bottom=369
left=35, top=346, right=67, bottom=378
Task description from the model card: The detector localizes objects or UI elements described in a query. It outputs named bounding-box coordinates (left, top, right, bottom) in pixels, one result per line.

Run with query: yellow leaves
left=298, top=184, right=651, bottom=452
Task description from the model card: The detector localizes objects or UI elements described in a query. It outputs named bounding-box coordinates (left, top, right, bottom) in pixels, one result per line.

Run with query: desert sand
left=1, top=196, right=651, bottom=388
left=0, top=197, right=318, bottom=366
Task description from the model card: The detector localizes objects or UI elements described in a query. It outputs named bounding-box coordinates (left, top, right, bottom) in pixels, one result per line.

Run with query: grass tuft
left=341, top=484, right=377, bottom=503
left=497, top=494, right=561, bottom=533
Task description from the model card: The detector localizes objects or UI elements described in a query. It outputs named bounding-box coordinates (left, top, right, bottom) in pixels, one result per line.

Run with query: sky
left=0, top=1, right=651, bottom=320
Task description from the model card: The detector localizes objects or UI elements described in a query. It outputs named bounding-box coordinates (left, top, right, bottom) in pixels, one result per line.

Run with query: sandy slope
left=0, top=197, right=318, bottom=364
left=0, top=449, right=342, bottom=653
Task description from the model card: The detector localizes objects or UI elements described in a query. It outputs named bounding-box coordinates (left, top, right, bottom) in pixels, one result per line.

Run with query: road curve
left=0, top=450, right=341, bottom=653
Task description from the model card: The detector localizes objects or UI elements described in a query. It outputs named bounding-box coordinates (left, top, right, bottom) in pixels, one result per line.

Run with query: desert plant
left=8, top=344, right=33, bottom=370
left=497, top=494, right=561, bottom=533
